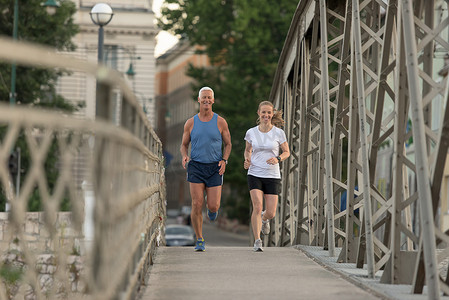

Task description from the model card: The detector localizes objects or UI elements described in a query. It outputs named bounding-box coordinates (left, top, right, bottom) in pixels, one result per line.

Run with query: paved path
left=202, top=222, right=249, bottom=246
left=140, top=246, right=381, bottom=300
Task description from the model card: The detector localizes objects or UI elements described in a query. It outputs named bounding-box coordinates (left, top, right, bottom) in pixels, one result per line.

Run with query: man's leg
left=190, top=182, right=205, bottom=239
left=205, top=185, right=222, bottom=213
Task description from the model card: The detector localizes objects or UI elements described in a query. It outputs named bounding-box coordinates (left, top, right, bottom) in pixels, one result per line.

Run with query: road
left=166, top=216, right=250, bottom=248
left=202, top=221, right=250, bottom=247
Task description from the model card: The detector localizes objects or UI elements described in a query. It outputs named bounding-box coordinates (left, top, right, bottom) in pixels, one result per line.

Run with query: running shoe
left=253, top=239, right=263, bottom=252
left=207, top=208, right=218, bottom=221
left=195, top=238, right=205, bottom=251
left=261, top=211, right=270, bottom=235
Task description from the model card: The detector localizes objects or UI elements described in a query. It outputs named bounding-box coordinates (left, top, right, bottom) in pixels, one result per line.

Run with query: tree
left=0, top=0, right=79, bottom=211
left=159, top=0, right=298, bottom=223
left=0, top=0, right=79, bottom=106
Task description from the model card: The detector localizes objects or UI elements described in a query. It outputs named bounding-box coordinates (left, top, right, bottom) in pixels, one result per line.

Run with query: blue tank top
left=190, top=113, right=222, bottom=163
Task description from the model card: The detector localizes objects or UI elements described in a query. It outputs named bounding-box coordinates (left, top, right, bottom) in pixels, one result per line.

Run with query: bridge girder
left=269, top=0, right=449, bottom=298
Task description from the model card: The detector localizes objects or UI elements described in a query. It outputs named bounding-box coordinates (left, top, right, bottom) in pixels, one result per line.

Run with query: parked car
left=180, top=206, right=192, bottom=225
left=166, top=209, right=179, bottom=219
left=165, top=224, right=195, bottom=246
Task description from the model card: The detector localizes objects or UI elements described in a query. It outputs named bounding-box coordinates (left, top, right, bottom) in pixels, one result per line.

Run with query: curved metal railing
left=0, top=37, right=165, bottom=299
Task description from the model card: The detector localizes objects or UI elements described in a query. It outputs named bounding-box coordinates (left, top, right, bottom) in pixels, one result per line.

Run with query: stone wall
left=0, top=212, right=80, bottom=252
left=0, top=212, right=84, bottom=299
left=1, top=252, right=84, bottom=298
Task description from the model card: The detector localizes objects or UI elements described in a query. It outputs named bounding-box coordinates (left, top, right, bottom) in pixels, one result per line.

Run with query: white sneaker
left=253, top=239, right=263, bottom=252
left=261, top=211, right=270, bottom=235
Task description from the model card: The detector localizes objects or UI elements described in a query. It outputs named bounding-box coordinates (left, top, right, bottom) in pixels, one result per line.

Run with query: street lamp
left=125, top=55, right=141, bottom=77
left=41, top=0, right=60, bottom=15
left=126, top=63, right=136, bottom=77
left=134, top=92, right=151, bottom=113
left=125, top=55, right=141, bottom=93
left=90, top=3, right=114, bottom=63
left=9, top=0, right=60, bottom=105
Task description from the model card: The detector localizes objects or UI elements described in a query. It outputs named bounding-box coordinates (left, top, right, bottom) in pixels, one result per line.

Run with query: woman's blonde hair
left=256, top=101, right=285, bottom=128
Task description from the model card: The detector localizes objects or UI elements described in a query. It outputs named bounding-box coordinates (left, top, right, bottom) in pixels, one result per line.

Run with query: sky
left=153, top=0, right=179, bottom=57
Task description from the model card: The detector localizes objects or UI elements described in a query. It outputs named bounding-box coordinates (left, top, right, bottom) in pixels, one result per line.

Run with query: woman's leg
left=250, top=189, right=264, bottom=240
left=262, top=194, right=278, bottom=221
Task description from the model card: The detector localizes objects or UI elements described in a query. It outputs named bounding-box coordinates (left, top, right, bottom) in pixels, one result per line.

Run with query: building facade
left=155, top=41, right=210, bottom=209
left=56, top=0, right=158, bottom=126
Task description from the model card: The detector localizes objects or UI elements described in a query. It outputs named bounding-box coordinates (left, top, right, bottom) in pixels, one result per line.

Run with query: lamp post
left=9, top=0, right=60, bottom=106
left=90, top=3, right=113, bottom=120
left=90, top=3, right=114, bottom=63
left=9, top=0, right=19, bottom=106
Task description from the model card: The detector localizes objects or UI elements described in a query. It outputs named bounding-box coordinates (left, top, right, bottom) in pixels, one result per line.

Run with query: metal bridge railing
left=0, top=37, right=165, bottom=299
left=269, top=0, right=449, bottom=299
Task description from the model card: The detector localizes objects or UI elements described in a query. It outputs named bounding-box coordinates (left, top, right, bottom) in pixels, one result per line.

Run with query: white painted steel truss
left=269, top=0, right=449, bottom=298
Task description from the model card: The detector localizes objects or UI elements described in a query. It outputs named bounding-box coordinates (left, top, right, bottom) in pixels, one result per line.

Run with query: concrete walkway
left=140, top=246, right=381, bottom=300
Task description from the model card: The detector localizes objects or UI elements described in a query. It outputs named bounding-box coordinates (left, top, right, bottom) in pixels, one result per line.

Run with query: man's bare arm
left=180, top=118, right=193, bottom=169
left=218, top=117, right=232, bottom=175
left=219, top=117, right=232, bottom=160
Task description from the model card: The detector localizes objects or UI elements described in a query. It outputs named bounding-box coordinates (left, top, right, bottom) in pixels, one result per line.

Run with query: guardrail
left=0, top=37, right=165, bottom=299
left=269, top=0, right=449, bottom=299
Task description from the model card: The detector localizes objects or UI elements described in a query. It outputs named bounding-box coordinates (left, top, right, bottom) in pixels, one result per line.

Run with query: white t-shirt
left=244, top=126, right=287, bottom=179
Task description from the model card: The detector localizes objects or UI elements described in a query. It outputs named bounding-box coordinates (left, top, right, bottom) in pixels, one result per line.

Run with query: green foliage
left=0, top=263, right=23, bottom=284
left=0, top=1, right=78, bottom=212
left=159, top=0, right=298, bottom=223
left=0, top=128, right=72, bottom=212
left=33, top=94, right=77, bottom=112
left=0, top=0, right=79, bottom=104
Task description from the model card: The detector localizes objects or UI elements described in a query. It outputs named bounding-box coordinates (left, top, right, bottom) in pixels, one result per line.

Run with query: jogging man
left=180, top=87, right=232, bottom=251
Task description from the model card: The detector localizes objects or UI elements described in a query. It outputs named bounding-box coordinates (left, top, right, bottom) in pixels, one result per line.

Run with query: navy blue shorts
left=247, top=175, right=281, bottom=195
left=187, top=160, right=223, bottom=187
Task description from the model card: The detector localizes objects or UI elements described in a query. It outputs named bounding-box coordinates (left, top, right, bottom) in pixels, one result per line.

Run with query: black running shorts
left=247, top=175, right=281, bottom=195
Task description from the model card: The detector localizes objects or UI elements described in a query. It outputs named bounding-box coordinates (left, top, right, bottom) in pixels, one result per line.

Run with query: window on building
left=104, top=45, right=118, bottom=70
